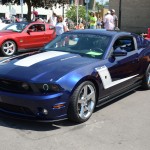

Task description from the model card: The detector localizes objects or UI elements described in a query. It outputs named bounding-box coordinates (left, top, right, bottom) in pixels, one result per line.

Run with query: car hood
left=0, top=30, right=19, bottom=35
left=0, top=51, right=99, bottom=82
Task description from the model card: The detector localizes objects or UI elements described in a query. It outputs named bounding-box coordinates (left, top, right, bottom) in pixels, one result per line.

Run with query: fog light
left=42, top=109, right=48, bottom=115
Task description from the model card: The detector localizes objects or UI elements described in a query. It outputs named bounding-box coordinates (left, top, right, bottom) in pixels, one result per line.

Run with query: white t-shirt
left=55, top=22, right=66, bottom=35
left=49, top=16, right=57, bottom=26
left=103, top=14, right=115, bottom=30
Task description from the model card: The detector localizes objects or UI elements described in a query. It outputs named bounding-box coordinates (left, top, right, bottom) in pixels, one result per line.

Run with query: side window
left=113, top=37, right=135, bottom=52
left=29, top=25, right=37, bottom=32
left=37, top=24, right=45, bottom=32
left=28, top=24, right=45, bottom=32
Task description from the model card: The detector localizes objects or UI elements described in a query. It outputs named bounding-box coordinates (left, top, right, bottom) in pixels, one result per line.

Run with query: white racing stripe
left=95, top=66, right=138, bottom=89
left=14, top=51, right=69, bottom=67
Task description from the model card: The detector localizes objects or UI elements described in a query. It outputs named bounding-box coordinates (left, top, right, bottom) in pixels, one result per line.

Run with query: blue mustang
left=0, top=29, right=150, bottom=123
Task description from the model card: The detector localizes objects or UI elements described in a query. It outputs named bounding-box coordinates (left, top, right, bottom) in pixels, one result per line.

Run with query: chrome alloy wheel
left=2, top=41, right=16, bottom=56
left=147, top=71, right=150, bottom=86
left=77, top=84, right=96, bottom=120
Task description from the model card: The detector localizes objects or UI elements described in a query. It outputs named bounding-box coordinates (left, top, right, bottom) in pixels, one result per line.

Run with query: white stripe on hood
left=14, top=51, right=69, bottom=67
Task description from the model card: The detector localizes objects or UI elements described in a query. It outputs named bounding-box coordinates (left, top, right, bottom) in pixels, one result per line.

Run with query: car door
left=20, top=24, right=46, bottom=49
left=108, top=36, right=141, bottom=93
left=44, top=25, right=56, bottom=43
left=96, top=36, right=141, bottom=98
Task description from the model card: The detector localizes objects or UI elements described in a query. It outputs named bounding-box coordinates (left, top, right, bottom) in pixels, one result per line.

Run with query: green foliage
left=95, top=2, right=103, bottom=12
left=66, top=5, right=88, bottom=23
left=104, top=1, right=109, bottom=5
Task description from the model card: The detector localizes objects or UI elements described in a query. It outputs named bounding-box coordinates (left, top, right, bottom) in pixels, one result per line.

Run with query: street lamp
left=118, top=0, right=122, bottom=29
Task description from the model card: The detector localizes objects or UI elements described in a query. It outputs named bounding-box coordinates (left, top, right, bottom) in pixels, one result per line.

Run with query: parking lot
left=0, top=87, right=150, bottom=150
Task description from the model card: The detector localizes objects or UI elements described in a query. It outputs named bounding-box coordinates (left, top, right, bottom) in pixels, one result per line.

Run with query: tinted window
left=114, top=37, right=135, bottom=52
left=43, top=33, right=111, bottom=59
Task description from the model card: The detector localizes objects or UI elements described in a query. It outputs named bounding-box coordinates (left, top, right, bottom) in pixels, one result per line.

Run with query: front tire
left=1, top=40, right=17, bottom=56
left=141, top=64, right=150, bottom=90
left=68, top=81, right=96, bottom=123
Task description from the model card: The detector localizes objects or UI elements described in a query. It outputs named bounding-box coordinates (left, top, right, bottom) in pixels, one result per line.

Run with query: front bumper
left=0, top=90, right=68, bottom=122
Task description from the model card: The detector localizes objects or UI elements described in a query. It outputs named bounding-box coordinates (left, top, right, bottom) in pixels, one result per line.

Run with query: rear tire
left=141, top=64, right=150, bottom=90
left=67, top=81, right=96, bottom=123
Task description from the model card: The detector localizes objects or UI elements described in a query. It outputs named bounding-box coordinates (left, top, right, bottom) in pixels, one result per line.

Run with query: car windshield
left=2, top=22, right=29, bottom=32
left=43, top=33, right=111, bottom=59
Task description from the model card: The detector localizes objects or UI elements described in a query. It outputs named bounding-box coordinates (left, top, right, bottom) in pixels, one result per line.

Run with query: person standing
left=48, top=12, right=57, bottom=26
left=55, top=15, right=68, bottom=36
left=111, top=9, right=119, bottom=30
left=103, top=11, right=114, bottom=30
left=89, top=12, right=97, bottom=29
left=32, top=8, right=38, bottom=21
left=97, top=17, right=102, bottom=29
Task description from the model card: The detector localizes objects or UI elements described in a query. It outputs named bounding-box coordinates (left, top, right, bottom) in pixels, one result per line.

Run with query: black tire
left=67, top=81, right=96, bottom=123
left=1, top=40, right=17, bottom=56
left=141, top=64, right=150, bottom=90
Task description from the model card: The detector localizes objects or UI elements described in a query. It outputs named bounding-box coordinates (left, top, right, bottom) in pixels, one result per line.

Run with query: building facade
left=0, top=3, right=68, bottom=21
left=109, top=0, right=150, bottom=33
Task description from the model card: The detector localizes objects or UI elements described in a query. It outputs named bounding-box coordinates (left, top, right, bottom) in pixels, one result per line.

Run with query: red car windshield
left=2, top=22, right=29, bottom=32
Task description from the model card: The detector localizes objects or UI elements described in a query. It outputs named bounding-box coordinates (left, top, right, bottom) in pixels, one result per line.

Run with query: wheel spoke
left=148, top=73, right=150, bottom=85
left=78, top=98, right=84, bottom=104
left=88, top=101, right=94, bottom=112
left=83, top=86, right=88, bottom=97
left=7, top=42, right=9, bottom=47
left=86, top=91, right=95, bottom=102
left=79, top=104, right=85, bottom=118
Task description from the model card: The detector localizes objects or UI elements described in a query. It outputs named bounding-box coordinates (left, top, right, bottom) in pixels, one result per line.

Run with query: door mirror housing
left=27, top=29, right=33, bottom=34
left=49, top=25, right=55, bottom=30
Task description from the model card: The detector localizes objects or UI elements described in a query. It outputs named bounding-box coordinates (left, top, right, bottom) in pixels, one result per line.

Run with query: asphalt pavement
left=0, top=88, right=150, bottom=150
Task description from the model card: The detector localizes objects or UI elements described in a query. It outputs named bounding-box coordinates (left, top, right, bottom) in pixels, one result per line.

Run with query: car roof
left=68, top=29, right=131, bottom=37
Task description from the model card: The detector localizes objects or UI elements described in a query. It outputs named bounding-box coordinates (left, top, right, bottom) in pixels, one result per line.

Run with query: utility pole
left=75, top=0, right=79, bottom=26
left=118, top=0, right=122, bottom=29
left=85, top=0, right=89, bottom=29
left=62, top=3, right=65, bottom=18
left=20, top=0, right=23, bottom=19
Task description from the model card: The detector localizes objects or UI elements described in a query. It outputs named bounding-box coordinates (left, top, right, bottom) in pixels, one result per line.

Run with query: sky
left=96, top=0, right=109, bottom=5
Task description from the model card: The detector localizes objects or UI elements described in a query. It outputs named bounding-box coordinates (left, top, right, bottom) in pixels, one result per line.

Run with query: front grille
left=0, top=102, right=34, bottom=116
left=0, top=78, right=33, bottom=94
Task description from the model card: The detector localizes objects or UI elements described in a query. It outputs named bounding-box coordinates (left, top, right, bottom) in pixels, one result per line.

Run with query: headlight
left=21, top=82, right=30, bottom=90
left=36, top=83, right=62, bottom=94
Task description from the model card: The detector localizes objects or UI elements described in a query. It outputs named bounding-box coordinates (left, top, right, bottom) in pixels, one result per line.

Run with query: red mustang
left=0, top=22, right=56, bottom=56
left=142, top=28, right=150, bottom=41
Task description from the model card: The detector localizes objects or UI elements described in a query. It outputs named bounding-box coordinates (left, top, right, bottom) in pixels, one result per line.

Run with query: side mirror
left=49, top=26, right=55, bottom=30
left=113, top=47, right=127, bottom=57
left=27, top=29, right=34, bottom=34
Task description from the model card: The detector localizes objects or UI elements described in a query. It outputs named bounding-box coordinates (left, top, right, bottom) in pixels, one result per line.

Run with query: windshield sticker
left=86, top=51, right=102, bottom=56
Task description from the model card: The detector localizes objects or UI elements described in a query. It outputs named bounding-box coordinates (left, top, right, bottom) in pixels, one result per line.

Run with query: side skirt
left=96, top=81, right=142, bottom=108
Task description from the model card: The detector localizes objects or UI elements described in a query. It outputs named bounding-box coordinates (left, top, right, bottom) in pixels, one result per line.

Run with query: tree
left=95, top=2, right=103, bottom=13
left=104, top=1, right=109, bottom=6
left=66, top=5, right=87, bottom=24
left=1, top=0, right=69, bottom=21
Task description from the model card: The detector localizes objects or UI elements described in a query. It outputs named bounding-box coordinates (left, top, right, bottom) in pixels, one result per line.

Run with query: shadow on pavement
left=0, top=116, right=79, bottom=131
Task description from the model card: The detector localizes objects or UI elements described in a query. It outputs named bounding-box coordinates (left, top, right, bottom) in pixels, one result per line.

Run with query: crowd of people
left=45, top=9, right=118, bottom=36
left=87, top=9, right=118, bottom=30
left=0, top=8, right=118, bottom=34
